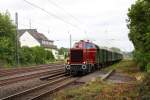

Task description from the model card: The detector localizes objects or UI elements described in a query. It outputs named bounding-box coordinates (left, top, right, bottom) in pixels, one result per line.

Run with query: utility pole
left=15, top=12, right=19, bottom=66
left=69, top=31, right=72, bottom=48
left=48, top=29, right=50, bottom=34
left=29, top=19, right=31, bottom=29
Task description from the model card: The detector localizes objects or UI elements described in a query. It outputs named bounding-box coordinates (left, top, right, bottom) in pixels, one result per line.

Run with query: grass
left=54, top=80, right=106, bottom=100
left=103, top=60, right=145, bottom=80
left=103, top=59, right=138, bottom=73
left=54, top=79, right=139, bottom=100
left=0, top=60, right=64, bottom=69
left=54, top=60, right=142, bottom=100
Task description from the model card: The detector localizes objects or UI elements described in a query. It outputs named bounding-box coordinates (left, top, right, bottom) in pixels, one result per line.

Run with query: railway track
left=0, top=68, right=65, bottom=86
left=1, top=76, right=77, bottom=100
left=0, top=64, right=63, bottom=77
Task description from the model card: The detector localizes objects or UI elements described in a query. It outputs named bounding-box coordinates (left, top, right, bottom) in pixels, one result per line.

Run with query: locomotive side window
left=73, top=42, right=83, bottom=48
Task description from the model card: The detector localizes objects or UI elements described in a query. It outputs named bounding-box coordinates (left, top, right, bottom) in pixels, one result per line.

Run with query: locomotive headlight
left=66, top=65, right=70, bottom=70
left=82, top=65, right=87, bottom=69
left=83, top=61, right=86, bottom=64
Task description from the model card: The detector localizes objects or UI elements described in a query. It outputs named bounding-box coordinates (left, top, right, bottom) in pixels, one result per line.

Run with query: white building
left=18, top=29, right=58, bottom=59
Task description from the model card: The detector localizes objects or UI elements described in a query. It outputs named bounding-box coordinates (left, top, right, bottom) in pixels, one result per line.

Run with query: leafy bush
left=45, top=50, right=54, bottom=61
left=146, top=63, right=150, bottom=73
left=19, top=46, right=35, bottom=65
left=133, top=51, right=150, bottom=71
left=19, top=46, right=54, bottom=65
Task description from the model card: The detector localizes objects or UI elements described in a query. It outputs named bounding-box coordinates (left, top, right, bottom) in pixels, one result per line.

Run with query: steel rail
left=0, top=68, right=64, bottom=86
left=0, top=64, right=63, bottom=77
left=30, top=78, right=77, bottom=100
left=1, top=76, right=72, bottom=100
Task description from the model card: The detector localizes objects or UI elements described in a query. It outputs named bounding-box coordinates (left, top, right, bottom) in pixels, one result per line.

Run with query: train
left=65, top=40, right=123, bottom=75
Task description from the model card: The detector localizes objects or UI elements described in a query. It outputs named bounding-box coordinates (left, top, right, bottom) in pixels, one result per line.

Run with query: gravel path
left=107, top=72, right=137, bottom=83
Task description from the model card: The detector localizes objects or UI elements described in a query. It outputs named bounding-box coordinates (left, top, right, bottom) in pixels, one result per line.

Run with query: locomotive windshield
left=73, top=41, right=96, bottom=49
left=85, top=42, right=95, bottom=49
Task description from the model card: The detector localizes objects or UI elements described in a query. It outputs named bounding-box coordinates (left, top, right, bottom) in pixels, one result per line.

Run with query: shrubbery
left=133, top=51, right=150, bottom=71
left=146, top=63, right=150, bottom=73
left=20, top=46, right=54, bottom=65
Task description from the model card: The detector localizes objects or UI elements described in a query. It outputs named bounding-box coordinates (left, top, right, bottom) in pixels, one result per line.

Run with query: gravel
left=0, top=78, right=47, bottom=99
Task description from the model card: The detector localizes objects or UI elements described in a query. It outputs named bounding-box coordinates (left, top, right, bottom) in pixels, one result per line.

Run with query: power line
left=47, top=0, right=83, bottom=25
left=23, top=0, right=91, bottom=41
left=23, top=0, right=81, bottom=30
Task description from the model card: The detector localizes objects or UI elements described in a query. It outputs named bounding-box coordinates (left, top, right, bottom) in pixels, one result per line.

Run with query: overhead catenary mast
left=15, top=12, right=20, bottom=66
left=68, top=31, right=72, bottom=49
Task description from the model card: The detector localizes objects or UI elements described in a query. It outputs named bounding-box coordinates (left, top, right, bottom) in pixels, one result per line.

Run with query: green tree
left=58, top=47, right=68, bottom=58
left=127, top=0, right=150, bottom=71
left=0, top=12, right=16, bottom=65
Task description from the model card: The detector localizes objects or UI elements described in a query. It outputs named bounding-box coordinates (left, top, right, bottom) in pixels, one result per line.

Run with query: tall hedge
left=127, top=0, right=150, bottom=71
left=19, top=46, right=54, bottom=65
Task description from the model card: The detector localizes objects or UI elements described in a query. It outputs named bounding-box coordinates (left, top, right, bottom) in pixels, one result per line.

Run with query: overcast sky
left=0, top=0, right=136, bottom=51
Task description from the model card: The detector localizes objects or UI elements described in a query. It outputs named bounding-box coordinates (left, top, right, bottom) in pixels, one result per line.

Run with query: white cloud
left=0, top=0, right=135, bottom=51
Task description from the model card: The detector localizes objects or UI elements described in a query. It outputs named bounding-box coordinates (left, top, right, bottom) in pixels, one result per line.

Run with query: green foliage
left=0, top=12, right=16, bottom=65
left=19, top=46, right=35, bottom=64
left=146, top=63, right=150, bottom=73
left=58, top=47, right=68, bottom=58
left=127, top=0, right=150, bottom=71
left=32, top=46, right=46, bottom=64
left=0, top=12, right=55, bottom=67
left=45, top=50, right=54, bottom=61
left=19, top=46, right=54, bottom=65
left=133, top=51, right=150, bottom=71
left=0, top=12, right=16, bottom=40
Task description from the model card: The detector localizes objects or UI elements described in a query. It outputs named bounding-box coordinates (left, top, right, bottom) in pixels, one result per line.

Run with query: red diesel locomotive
left=65, top=40, right=123, bottom=75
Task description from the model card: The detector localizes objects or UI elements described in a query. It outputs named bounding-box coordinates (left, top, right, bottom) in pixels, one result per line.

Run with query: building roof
left=18, top=29, right=57, bottom=49
left=18, top=29, right=53, bottom=42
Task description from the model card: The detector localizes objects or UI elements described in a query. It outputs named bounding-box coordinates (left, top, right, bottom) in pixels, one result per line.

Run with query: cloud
left=0, top=0, right=135, bottom=51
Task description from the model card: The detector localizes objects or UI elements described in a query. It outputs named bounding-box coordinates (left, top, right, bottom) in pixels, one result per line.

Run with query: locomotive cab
left=65, top=40, right=97, bottom=75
